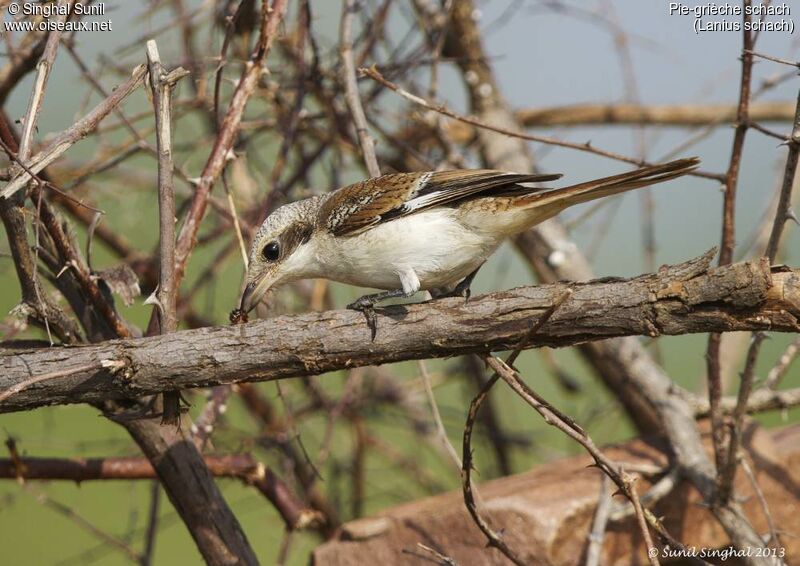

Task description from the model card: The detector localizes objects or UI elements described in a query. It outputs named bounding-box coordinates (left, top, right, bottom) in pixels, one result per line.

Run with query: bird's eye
left=262, top=241, right=280, bottom=262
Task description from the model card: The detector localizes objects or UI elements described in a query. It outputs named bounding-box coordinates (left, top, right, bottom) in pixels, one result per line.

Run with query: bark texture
left=2, top=251, right=798, bottom=414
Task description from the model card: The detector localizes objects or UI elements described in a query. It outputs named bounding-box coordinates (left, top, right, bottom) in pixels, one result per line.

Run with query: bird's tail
left=515, top=157, right=700, bottom=217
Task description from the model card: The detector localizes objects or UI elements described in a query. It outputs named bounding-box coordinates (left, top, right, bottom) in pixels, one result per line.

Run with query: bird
left=238, top=157, right=699, bottom=335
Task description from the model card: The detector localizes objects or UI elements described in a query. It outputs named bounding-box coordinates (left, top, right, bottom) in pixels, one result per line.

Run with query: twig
left=745, top=50, right=800, bottom=69
left=25, top=485, right=144, bottom=563
left=739, top=457, right=782, bottom=549
left=172, top=0, right=289, bottom=286
left=0, top=135, right=131, bottom=342
left=765, top=84, right=800, bottom=262
left=0, top=27, right=50, bottom=107
left=141, top=481, right=160, bottom=566
left=0, top=119, right=82, bottom=344
left=462, top=355, right=514, bottom=476
left=484, top=356, right=681, bottom=550
left=276, top=529, right=294, bottom=566
left=0, top=453, right=257, bottom=480
left=341, top=0, right=381, bottom=177
left=419, top=359, right=461, bottom=470
left=718, top=6, right=754, bottom=264
left=513, top=101, right=797, bottom=128
left=462, top=371, right=527, bottom=566
left=1, top=65, right=148, bottom=199
left=693, top=386, right=800, bottom=416
left=718, top=333, right=765, bottom=503
left=146, top=39, right=185, bottom=425
left=16, top=0, right=68, bottom=163
left=763, top=336, right=800, bottom=390
left=360, top=66, right=724, bottom=182
left=460, top=294, right=571, bottom=566
left=192, top=386, right=233, bottom=450
left=707, top=5, right=755, bottom=491
left=608, top=467, right=680, bottom=522
left=402, top=543, right=458, bottom=565
left=584, top=474, right=612, bottom=566
left=624, top=473, right=660, bottom=566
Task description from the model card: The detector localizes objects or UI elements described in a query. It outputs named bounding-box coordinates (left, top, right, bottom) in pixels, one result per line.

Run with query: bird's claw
left=439, top=282, right=472, bottom=303
left=347, top=299, right=378, bottom=341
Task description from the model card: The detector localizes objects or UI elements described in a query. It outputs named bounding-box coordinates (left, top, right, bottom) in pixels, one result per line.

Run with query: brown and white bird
left=239, top=157, right=699, bottom=325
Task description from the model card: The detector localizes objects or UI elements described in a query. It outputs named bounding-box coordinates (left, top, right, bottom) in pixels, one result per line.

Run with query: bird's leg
left=347, top=289, right=414, bottom=340
left=347, top=288, right=412, bottom=309
left=441, top=263, right=484, bottom=302
left=348, top=269, right=420, bottom=340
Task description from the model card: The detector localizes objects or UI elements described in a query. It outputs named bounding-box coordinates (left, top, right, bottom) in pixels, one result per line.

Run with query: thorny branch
left=145, top=39, right=186, bottom=424
left=3, top=251, right=800, bottom=413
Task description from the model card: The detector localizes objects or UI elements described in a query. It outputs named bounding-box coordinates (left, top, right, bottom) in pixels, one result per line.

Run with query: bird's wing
left=320, top=169, right=562, bottom=236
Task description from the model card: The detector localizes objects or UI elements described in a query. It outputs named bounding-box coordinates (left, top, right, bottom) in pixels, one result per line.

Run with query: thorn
left=786, top=208, right=800, bottom=225
left=144, top=287, right=163, bottom=314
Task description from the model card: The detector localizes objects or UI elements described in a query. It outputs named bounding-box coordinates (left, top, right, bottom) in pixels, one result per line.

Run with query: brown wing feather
left=320, top=172, right=422, bottom=236
left=321, top=170, right=562, bottom=236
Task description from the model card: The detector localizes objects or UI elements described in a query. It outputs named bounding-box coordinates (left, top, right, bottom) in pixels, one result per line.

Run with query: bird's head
left=239, top=197, right=320, bottom=313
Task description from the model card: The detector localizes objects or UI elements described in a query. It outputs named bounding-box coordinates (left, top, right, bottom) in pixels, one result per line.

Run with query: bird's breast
left=311, top=209, right=501, bottom=291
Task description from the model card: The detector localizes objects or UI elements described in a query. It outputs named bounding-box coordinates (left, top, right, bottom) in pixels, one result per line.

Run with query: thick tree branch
left=419, top=102, right=797, bottom=145
left=1, top=252, right=799, bottom=414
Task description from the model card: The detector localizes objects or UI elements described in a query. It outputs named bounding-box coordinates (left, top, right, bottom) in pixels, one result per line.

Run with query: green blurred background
left=1, top=1, right=799, bottom=564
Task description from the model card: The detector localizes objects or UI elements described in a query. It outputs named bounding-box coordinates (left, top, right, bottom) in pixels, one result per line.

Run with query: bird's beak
left=239, top=276, right=273, bottom=313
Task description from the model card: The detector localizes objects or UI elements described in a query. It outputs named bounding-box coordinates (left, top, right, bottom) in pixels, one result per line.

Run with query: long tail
left=517, top=157, right=700, bottom=215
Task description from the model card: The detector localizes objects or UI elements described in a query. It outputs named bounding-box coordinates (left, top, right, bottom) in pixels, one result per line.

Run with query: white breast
left=308, top=209, right=501, bottom=291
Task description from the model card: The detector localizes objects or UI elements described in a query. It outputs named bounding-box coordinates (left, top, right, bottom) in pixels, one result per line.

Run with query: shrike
left=239, top=157, right=698, bottom=332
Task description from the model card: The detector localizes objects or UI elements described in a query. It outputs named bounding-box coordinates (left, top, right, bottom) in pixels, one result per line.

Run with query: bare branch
left=765, top=85, right=800, bottom=262
left=707, top=4, right=755, bottom=504
left=763, top=336, right=800, bottom=390
left=1, top=65, right=148, bottom=199
left=3, top=253, right=799, bottom=414
left=172, top=0, right=289, bottom=286
left=16, top=0, right=67, bottom=162
left=361, top=66, right=724, bottom=183
left=145, top=39, right=185, bottom=424
left=718, top=333, right=766, bottom=503
left=584, top=475, right=612, bottom=566
left=341, top=0, right=381, bottom=177
left=0, top=452, right=322, bottom=532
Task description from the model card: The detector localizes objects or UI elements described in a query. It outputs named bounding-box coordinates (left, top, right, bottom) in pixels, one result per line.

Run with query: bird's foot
left=437, top=264, right=484, bottom=303
left=347, top=298, right=379, bottom=341
left=347, top=289, right=410, bottom=341
left=437, top=283, right=472, bottom=302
